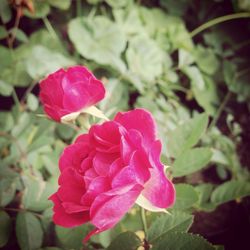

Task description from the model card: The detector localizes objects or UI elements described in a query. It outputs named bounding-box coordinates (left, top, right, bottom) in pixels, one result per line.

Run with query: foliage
left=0, top=0, right=250, bottom=249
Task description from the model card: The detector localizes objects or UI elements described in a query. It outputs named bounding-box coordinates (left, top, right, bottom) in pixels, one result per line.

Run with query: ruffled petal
left=129, top=150, right=151, bottom=184
left=93, top=152, right=117, bottom=176
left=89, top=122, right=121, bottom=153
left=39, top=68, right=65, bottom=107
left=59, top=142, right=89, bottom=172
left=111, top=166, right=137, bottom=188
left=115, top=109, right=156, bottom=149
left=89, top=184, right=143, bottom=233
left=57, top=168, right=85, bottom=203
left=62, top=66, right=105, bottom=111
left=81, top=176, right=110, bottom=207
left=141, top=168, right=175, bottom=209
left=49, top=193, right=89, bottom=227
left=120, top=129, right=142, bottom=164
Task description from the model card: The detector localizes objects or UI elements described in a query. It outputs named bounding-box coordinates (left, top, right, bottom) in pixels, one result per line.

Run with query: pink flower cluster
left=39, top=66, right=175, bottom=241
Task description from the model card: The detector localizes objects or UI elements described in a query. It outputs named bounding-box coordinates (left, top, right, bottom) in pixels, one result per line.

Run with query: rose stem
left=140, top=207, right=148, bottom=239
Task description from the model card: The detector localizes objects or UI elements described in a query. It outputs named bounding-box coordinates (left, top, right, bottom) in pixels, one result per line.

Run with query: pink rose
left=50, top=109, right=175, bottom=241
left=39, top=66, right=105, bottom=122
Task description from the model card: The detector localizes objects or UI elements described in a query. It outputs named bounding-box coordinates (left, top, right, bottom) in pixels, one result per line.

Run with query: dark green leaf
left=151, top=232, right=215, bottom=250
left=0, top=211, right=11, bottom=247
left=166, top=113, right=209, bottom=157
left=211, top=180, right=250, bottom=205
left=47, top=0, right=71, bottom=10
left=173, top=147, right=212, bottom=177
left=0, top=0, right=12, bottom=23
left=148, top=211, right=194, bottom=243
left=173, top=184, right=199, bottom=210
left=55, top=224, right=91, bottom=249
left=107, top=231, right=141, bottom=250
left=0, top=166, right=17, bottom=207
left=0, top=26, right=8, bottom=39
left=16, top=211, right=43, bottom=250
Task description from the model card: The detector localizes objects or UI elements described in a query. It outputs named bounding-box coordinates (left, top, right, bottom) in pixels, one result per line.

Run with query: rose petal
left=142, top=168, right=175, bottom=208
left=59, top=143, right=89, bottom=172
left=62, top=66, right=105, bottom=111
left=62, top=202, right=89, bottom=213
left=93, top=152, right=117, bottom=176
left=115, top=109, right=156, bottom=149
left=129, top=150, right=151, bottom=184
left=111, top=166, right=137, bottom=188
left=39, top=68, right=65, bottom=107
left=89, top=184, right=143, bottom=232
left=81, top=176, right=110, bottom=206
left=58, top=168, right=85, bottom=203
left=49, top=193, right=89, bottom=227
left=120, top=129, right=142, bottom=164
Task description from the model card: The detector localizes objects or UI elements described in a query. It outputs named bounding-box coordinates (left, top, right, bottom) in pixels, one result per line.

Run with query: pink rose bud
left=49, top=109, right=175, bottom=241
left=39, top=65, right=105, bottom=122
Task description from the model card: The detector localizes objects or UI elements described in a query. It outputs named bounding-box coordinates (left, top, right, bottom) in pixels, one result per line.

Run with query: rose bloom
left=50, top=109, right=175, bottom=241
left=39, top=66, right=105, bottom=122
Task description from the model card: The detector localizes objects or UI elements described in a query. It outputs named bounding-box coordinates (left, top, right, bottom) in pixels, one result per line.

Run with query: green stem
left=43, top=17, right=58, bottom=41
left=12, top=88, right=20, bottom=107
left=190, top=12, right=250, bottom=38
left=76, top=0, right=82, bottom=17
left=209, top=91, right=232, bottom=130
left=140, top=208, right=148, bottom=239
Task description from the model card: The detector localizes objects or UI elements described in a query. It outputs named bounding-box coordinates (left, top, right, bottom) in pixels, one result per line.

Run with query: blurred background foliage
left=0, top=0, right=250, bottom=249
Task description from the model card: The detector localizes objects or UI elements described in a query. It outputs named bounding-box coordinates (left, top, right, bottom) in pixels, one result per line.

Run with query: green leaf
left=15, top=28, right=29, bottom=43
left=0, top=26, right=8, bottom=39
left=126, top=34, right=169, bottom=83
left=148, top=211, right=194, bottom=243
left=178, top=49, right=194, bottom=68
left=16, top=211, right=43, bottom=250
left=139, top=8, right=193, bottom=52
left=113, top=7, right=144, bottom=37
left=0, top=0, right=12, bottom=23
left=105, top=0, right=130, bottom=8
left=68, top=16, right=126, bottom=72
left=0, top=211, right=11, bottom=247
left=151, top=232, right=215, bottom=250
left=0, top=112, right=14, bottom=132
left=193, top=45, right=219, bottom=75
left=211, top=180, right=250, bottom=205
left=173, top=147, right=212, bottom=177
left=166, top=113, right=209, bottom=157
left=27, top=93, right=39, bottom=111
left=107, top=231, right=141, bottom=250
left=99, top=78, right=129, bottom=118
left=0, top=179, right=16, bottom=207
left=55, top=224, right=91, bottom=249
left=173, top=184, right=199, bottom=210
left=183, top=65, right=205, bottom=91
left=26, top=45, right=74, bottom=79
left=192, top=75, right=219, bottom=116
left=0, top=80, right=13, bottom=96
left=195, top=184, right=216, bottom=212
left=11, top=112, right=32, bottom=137
left=47, top=0, right=71, bottom=10
left=24, top=1, right=50, bottom=19
left=56, top=123, right=75, bottom=140
left=22, top=175, right=55, bottom=212
left=0, top=166, right=17, bottom=207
